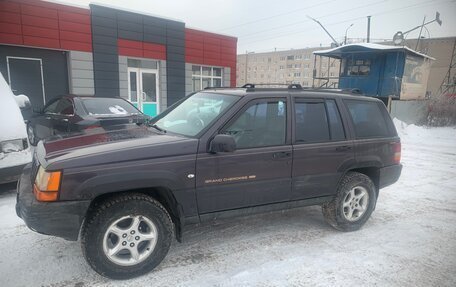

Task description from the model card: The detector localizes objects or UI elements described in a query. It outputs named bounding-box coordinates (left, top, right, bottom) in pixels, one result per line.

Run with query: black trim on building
left=90, top=5, right=186, bottom=105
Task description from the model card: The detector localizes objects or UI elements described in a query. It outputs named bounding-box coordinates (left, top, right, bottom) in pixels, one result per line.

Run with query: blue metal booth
left=313, top=43, right=434, bottom=100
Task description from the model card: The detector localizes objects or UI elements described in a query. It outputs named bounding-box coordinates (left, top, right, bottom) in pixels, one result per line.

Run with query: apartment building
left=236, top=47, right=340, bottom=88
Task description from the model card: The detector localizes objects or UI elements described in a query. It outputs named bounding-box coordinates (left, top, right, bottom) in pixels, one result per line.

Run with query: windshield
left=81, top=98, right=140, bottom=116
left=154, top=92, right=239, bottom=137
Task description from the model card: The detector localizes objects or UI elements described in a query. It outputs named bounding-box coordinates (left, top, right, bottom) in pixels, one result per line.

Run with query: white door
left=128, top=67, right=160, bottom=117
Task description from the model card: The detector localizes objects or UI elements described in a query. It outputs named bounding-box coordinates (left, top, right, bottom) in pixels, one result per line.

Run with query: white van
left=0, top=73, right=31, bottom=184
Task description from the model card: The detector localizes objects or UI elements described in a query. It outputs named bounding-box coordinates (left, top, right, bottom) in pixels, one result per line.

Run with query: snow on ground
left=0, top=121, right=455, bottom=287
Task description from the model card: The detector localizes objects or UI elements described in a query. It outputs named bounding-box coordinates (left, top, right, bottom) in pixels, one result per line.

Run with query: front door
left=128, top=67, right=159, bottom=117
left=196, top=97, right=293, bottom=214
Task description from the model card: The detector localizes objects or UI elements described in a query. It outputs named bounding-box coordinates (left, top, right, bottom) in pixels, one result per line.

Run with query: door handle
left=62, top=118, right=69, bottom=122
left=45, top=116, right=51, bottom=120
left=336, top=145, right=352, bottom=152
left=272, top=151, right=292, bottom=159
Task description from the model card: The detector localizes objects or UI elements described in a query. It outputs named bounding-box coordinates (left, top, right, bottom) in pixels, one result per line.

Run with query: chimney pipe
left=367, top=16, right=371, bottom=43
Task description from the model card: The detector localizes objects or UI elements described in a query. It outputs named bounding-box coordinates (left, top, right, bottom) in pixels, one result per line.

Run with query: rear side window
left=295, top=102, right=329, bottom=143
left=294, top=100, right=346, bottom=143
left=344, top=100, right=389, bottom=138
left=81, top=98, right=140, bottom=115
left=326, top=100, right=345, bottom=141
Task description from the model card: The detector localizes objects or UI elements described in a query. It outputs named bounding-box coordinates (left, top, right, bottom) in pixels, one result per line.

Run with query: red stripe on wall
left=0, top=0, right=92, bottom=52
left=0, top=1, right=21, bottom=13
left=118, top=39, right=166, bottom=60
left=0, top=33, right=23, bottom=45
left=185, top=28, right=237, bottom=87
left=0, top=11, right=21, bottom=24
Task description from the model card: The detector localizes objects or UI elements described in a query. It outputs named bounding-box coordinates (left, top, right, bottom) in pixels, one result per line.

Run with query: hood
left=38, top=126, right=198, bottom=170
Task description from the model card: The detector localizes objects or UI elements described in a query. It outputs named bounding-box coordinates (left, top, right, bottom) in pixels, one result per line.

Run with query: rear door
left=291, top=97, right=355, bottom=199
left=196, top=97, right=293, bottom=213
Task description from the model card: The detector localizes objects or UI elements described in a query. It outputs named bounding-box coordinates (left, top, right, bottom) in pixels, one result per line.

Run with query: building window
left=287, top=64, right=293, bottom=68
left=304, top=64, right=310, bottom=68
left=280, top=56, right=286, bottom=61
left=294, top=72, right=301, bottom=77
left=192, top=65, right=223, bottom=91
left=295, top=55, right=302, bottom=60
left=345, top=59, right=371, bottom=76
left=287, top=55, right=294, bottom=60
left=279, top=65, right=284, bottom=70
left=303, top=54, right=311, bottom=60
left=294, top=64, right=301, bottom=69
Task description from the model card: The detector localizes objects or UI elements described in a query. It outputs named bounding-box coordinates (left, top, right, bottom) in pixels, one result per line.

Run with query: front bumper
left=379, top=164, right=402, bottom=189
left=15, top=164, right=90, bottom=241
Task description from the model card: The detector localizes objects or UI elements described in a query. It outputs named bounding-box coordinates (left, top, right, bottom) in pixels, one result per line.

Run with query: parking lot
left=0, top=121, right=455, bottom=287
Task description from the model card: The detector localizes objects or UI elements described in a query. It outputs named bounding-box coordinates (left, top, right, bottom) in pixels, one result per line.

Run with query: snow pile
left=0, top=74, right=27, bottom=142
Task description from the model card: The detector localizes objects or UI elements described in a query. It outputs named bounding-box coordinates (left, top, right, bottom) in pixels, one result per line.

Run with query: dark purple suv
left=16, top=85, right=402, bottom=279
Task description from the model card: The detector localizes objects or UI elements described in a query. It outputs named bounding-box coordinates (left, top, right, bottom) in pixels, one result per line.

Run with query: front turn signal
left=34, top=166, right=62, bottom=202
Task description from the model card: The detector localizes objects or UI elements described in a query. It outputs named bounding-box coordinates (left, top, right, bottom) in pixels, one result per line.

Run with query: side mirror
left=209, top=134, right=236, bottom=153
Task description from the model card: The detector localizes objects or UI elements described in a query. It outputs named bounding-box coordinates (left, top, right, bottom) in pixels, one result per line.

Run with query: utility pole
left=415, top=16, right=427, bottom=51
left=308, top=16, right=339, bottom=47
left=344, top=23, right=354, bottom=45
left=367, top=16, right=371, bottom=43
left=244, top=51, right=248, bottom=85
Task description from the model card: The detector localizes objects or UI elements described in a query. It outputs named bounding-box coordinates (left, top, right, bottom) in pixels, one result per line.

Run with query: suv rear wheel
left=322, top=172, right=377, bottom=231
left=81, top=193, right=173, bottom=279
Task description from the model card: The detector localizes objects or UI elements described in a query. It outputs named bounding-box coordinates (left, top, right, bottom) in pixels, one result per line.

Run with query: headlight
left=0, top=138, right=28, bottom=153
left=33, top=166, right=62, bottom=202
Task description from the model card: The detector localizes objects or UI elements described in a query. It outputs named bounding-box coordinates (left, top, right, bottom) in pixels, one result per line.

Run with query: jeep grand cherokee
left=16, top=84, right=402, bottom=279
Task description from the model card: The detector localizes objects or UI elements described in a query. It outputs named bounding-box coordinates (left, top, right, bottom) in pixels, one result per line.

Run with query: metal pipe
left=367, top=16, right=371, bottom=43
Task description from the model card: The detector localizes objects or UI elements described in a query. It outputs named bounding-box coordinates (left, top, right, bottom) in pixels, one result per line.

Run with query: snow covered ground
left=0, top=122, right=455, bottom=287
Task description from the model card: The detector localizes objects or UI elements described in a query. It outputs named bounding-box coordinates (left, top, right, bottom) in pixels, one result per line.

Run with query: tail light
left=392, top=141, right=401, bottom=164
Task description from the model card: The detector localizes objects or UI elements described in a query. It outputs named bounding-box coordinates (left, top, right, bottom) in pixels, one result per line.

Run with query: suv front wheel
left=322, top=172, right=377, bottom=231
left=81, top=193, right=173, bottom=279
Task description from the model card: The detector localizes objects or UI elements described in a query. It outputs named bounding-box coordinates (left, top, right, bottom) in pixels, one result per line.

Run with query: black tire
left=26, top=123, right=37, bottom=146
left=322, top=172, right=377, bottom=232
left=81, top=193, right=173, bottom=279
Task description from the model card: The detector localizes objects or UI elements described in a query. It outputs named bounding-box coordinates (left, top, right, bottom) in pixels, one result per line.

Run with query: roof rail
left=241, top=83, right=303, bottom=90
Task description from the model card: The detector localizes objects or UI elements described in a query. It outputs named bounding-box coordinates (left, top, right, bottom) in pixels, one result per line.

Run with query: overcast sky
left=57, top=0, right=456, bottom=54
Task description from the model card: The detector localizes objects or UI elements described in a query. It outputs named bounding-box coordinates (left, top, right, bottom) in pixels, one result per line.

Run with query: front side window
left=154, top=92, right=239, bottom=137
left=345, top=100, right=389, bottom=138
left=192, top=66, right=223, bottom=92
left=224, top=100, right=286, bottom=149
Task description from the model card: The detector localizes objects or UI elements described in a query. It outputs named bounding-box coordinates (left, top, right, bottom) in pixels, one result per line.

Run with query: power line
left=216, top=0, right=337, bottom=32
left=240, top=0, right=450, bottom=47
left=237, top=0, right=387, bottom=39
